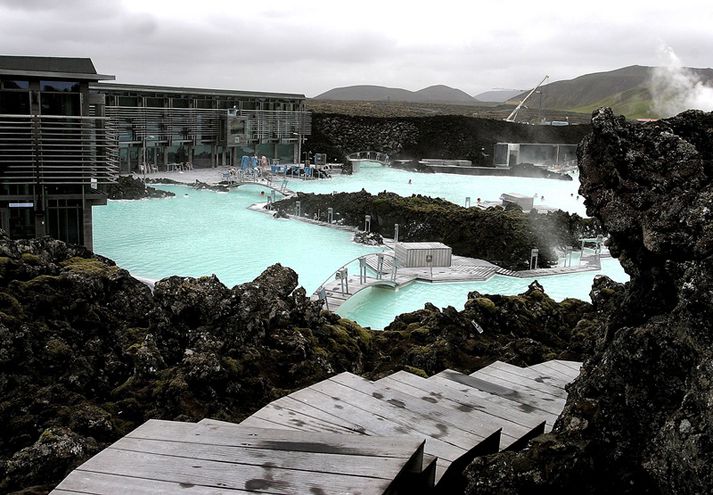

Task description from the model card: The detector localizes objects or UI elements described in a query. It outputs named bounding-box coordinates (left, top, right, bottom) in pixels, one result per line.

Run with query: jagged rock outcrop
left=353, top=231, right=384, bottom=245
left=274, top=190, right=602, bottom=270
left=0, top=222, right=617, bottom=493
left=367, top=279, right=614, bottom=379
left=465, top=108, right=713, bottom=494
left=307, top=113, right=590, bottom=166
left=0, top=232, right=371, bottom=493
left=105, top=176, right=175, bottom=199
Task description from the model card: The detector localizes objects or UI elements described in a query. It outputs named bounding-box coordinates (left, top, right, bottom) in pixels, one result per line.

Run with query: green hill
left=512, top=65, right=713, bottom=119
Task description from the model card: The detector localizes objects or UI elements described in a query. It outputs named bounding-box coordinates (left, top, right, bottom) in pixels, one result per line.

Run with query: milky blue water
left=93, top=185, right=383, bottom=292
left=337, top=257, right=628, bottom=329
left=288, top=162, right=587, bottom=217
left=93, top=164, right=625, bottom=328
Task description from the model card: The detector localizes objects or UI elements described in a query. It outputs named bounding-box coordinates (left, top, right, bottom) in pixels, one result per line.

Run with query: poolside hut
left=395, top=242, right=452, bottom=268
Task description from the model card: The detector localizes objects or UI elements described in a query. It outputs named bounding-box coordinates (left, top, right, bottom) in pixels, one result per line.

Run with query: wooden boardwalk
left=52, top=360, right=581, bottom=494
left=230, top=360, right=581, bottom=489
left=52, top=420, right=428, bottom=495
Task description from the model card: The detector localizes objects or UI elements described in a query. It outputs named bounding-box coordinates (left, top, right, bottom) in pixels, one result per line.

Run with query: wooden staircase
left=52, top=360, right=581, bottom=494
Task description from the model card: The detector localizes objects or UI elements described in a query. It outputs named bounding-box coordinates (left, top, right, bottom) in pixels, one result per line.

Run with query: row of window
left=106, top=95, right=297, bottom=111
left=0, top=90, right=81, bottom=115
left=0, top=79, right=80, bottom=92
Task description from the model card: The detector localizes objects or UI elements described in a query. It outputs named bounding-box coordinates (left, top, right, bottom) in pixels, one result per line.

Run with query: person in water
left=408, top=179, right=412, bottom=184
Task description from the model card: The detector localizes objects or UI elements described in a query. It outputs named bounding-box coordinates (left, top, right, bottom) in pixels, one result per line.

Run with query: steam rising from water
left=650, top=46, right=713, bottom=117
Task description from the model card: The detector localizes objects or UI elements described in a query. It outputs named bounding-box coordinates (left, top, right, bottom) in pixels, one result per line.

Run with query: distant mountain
left=474, top=89, right=524, bottom=102
left=510, top=65, right=713, bottom=118
left=315, top=84, right=481, bottom=105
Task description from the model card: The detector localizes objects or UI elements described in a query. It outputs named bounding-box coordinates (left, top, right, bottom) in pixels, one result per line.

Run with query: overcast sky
left=1, top=0, right=711, bottom=97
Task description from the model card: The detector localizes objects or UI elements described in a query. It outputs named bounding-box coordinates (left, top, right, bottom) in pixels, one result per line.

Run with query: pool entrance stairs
left=53, top=360, right=580, bottom=493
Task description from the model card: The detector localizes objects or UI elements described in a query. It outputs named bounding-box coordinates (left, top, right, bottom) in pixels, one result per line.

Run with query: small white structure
left=395, top=242, right=452, bottom=268
left=500, top=193, right=535, bottom=210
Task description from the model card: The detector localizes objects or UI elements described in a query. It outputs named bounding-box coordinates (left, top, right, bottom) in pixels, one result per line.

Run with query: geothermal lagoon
left=93, top=163, right=627, bottom=328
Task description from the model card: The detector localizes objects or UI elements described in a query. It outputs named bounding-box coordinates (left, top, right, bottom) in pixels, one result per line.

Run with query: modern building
left=0, top=56, right=118, bottom=249
left=493, top=142, right=578, bottom=169
left=92, top=82, right=310, bottom=174
left=0, top=55, right=312, bottom=249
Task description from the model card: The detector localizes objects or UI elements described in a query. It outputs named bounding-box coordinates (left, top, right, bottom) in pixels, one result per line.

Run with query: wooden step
left=374, top=372, right=541, bottom=450
left=471, top=365, right=569, bottom=400
left=476, top=361, right=570, bottom=390
left=328, top=372, right=505, bottom=446
left=527, top=360, right=581, bottom=382
left=431, top=370, right=564, bottom=418
left=384, top=371, right=549, bottom=430
left=52, top=419, right=426, bottom=495
left=278, top=381, right=469, bottom=465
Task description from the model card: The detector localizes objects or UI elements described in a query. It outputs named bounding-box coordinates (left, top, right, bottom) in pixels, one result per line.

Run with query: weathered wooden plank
left=128, top=420, right=422, bottom=459
left=554, top=360, right=583, bottom=372
left=405, top=371, right=556, bottom=426
left=330, top=372, right=517, bottom=445
left=288, top=384, right=467, bottom=462
left=271, top=396, right=370, bottom=434
left=198, top=418, right=238, bottom=427
left=371, top=375, right=531, bottom=445
left=54, top=471, right=254, bottom=494
left=252, top=402, right=358, bottom=434
left=472, top=367, right=568, bottom=399
left=379, top=373, right=543, bottom=434
left=448, top=370, right=567, bottom=413
left=430, top=371, right=564, bottom=416
left=312, top=374, right=487, bottom=450
left=541, top=360, right=582, bottom=379
left=239, top=415, right=300, bottom=431
left=111, top=437, right=411, bottom=480
left=482, top=361, right=569, bottom=390
left=75, top=448, right=393, bottom=495
left=527, top=362, right=575, bottom=382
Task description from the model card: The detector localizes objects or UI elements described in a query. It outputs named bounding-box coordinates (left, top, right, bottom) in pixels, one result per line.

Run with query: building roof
left=0, top=55, right=114, bottom=81
left=92, top=82, right=305, bottom=101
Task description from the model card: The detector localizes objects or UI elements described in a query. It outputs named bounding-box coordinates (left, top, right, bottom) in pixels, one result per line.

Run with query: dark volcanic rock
left=307, top=113, right=590, bottom=167
left=0, top=222, right=617, bottom=493
left=274, top=190, right=602, bottom=270
left=105, top=176, right=175, bottom=199
left=0, top=233, right=372, bottom=492
left=353, top=231, right=384, bottom=245
left=465, top=108, right=713, bottom=494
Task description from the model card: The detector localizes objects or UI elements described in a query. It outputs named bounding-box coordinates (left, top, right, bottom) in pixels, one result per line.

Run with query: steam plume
left=649, top=46, right=713, bottom=117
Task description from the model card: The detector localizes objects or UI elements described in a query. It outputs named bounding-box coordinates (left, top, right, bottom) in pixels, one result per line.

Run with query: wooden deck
left=52, top=360, right=581, bottom=493
left=52, top=420, right=427, bottom=495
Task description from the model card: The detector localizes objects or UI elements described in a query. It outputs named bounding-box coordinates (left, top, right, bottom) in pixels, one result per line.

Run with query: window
left=145, top=97, right=165, bottom=107
left=171, top=98, right=189, bottom=108
left=0, top=91, right=30, bottom=114
left=40, top=92, right=81, bottom=116
left=117, top=96, right=139, bottom=107
left=40, top=80, right=80, bottom=92
left=2, top=80, right=30, bottom=90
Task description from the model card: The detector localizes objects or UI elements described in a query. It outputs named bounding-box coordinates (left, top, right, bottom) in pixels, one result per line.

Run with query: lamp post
left=291, top=132, right=302, bottom=165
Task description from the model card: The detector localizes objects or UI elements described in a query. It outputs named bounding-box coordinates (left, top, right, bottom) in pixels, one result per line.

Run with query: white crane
left=505, top=75, right=549, bottom=123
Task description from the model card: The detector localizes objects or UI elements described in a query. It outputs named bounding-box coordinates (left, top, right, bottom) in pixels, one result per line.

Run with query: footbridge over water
left=347, top=151, right=391, bottom=167
left=315, top=252, right=407, bottom=311
left=225, top=174, right=297, bottom=199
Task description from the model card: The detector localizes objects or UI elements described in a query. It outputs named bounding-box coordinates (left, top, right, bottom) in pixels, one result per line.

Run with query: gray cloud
left=0, top=1, right=711, bottom=97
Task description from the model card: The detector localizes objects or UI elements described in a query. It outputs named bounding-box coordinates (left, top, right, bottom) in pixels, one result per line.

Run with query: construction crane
left=505, top=75, right=549, bottom=123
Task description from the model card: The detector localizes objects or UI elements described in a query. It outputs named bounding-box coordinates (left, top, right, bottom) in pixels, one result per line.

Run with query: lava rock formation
left=465, top=108, right=713, bottom=494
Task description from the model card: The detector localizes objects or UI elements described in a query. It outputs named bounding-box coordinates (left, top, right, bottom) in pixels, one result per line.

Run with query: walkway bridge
left=315, top=252, right=408, bottom=311
left=347, top=150, right=391, bottom=166
left=223, top=170, right=297, bottom=199
left=52, top=360, right=582, bottom=493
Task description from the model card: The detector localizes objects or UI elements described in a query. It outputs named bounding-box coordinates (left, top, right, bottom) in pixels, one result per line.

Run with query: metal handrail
left=314, top=251, right=399, bottom=299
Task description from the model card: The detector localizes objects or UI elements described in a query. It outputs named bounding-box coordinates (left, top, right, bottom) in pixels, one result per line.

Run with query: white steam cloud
left=650, top=46, right=713, bottom=117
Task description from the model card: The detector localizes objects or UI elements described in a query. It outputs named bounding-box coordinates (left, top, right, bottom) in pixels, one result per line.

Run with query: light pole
left=291, top=132, right=302, bottom=165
